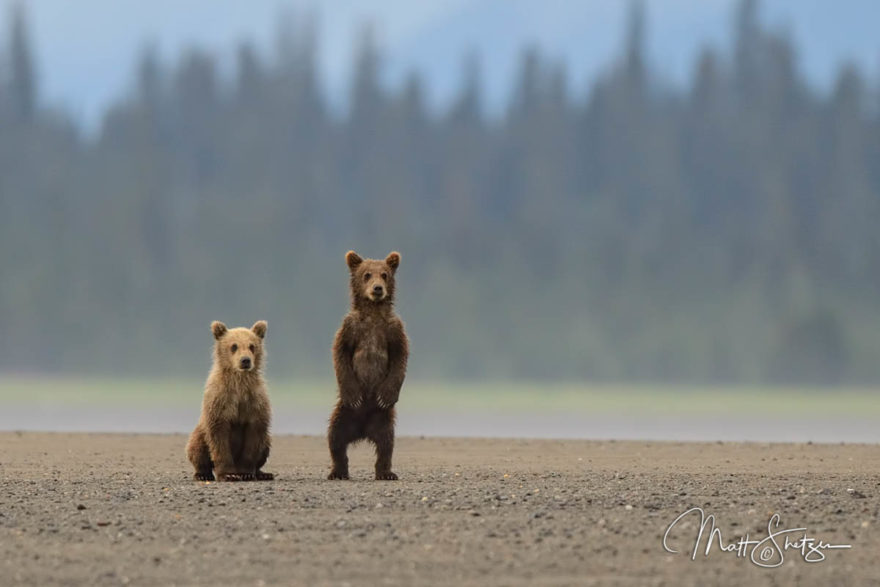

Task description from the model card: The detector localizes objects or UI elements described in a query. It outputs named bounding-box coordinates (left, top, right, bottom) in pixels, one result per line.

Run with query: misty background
left=1, top=0, right=879, bottom=389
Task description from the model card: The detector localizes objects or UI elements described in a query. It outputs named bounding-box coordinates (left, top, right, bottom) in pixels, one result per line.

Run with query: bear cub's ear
left=346, top=250, right=363, bottom=270
left=385, top=251, right=401, bottom=272
left=211, top=321, right=228, bottom=340
left=252, top=320, right=268, bottom=340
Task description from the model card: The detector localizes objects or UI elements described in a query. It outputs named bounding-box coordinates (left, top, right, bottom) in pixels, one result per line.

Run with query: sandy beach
left=1, top=433, right=878, bottom=586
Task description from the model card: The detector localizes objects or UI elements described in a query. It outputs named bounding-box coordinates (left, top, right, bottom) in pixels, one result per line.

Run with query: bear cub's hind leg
left=367, top=409, right=397, bottom=480
left=328, top=403, right=362, bottom=480
left=186, top=425, right=215, bottom=481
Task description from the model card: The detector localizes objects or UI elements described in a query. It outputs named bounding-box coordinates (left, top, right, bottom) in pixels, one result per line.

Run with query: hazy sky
left=1, top=0, right=877, bottom=131
left=0, top=0, right=469, bottom=124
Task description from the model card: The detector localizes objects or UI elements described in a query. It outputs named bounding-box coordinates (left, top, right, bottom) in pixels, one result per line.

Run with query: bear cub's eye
left=249, top=344, right=255, bottom=353
left=381, top=272, right=387, bottom=280
left=230, top=344, right=238, bottom=353
left=364, top=272, right=372, bottom=281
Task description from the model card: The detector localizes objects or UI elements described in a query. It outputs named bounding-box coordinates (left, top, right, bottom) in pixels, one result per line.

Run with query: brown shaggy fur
left=186, top=320, right=274, bottom=482
left=328, top=251, right=409, bottom=480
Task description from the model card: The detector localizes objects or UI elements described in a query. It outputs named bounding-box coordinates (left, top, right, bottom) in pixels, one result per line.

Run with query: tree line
left=0, top=0, right=878, bottom=385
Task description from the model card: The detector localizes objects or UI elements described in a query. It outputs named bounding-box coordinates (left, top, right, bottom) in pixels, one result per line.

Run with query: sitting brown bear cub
left=186, top=320, right=274, bottom=482
left=328, top=251, right=409, bottom=480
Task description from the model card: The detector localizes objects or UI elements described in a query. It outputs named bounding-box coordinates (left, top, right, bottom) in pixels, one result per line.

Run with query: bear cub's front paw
left=218, top=472, right=252, bottom=482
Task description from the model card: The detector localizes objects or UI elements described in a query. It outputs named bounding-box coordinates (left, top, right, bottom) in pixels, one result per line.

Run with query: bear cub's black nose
left=373, top=285, right=384, bottom=294
left=240, top=357, right=252, bottom=369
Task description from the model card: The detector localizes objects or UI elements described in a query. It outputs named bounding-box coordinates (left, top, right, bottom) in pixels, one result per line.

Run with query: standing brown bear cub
left=328, top=251, right=409, bottom=480
left=186, top=320, right=274, bottom=482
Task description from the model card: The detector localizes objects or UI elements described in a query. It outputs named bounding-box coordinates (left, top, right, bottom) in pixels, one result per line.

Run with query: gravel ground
left=1, top=433, right=878, bottom=586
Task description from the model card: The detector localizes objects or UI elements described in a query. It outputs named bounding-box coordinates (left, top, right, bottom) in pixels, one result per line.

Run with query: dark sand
left=1, top=433, right=878, bottom=586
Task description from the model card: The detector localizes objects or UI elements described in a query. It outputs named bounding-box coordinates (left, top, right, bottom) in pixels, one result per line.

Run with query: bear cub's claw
left=194, top=472, right=215, bottom=481
left=375, top=471, right=399, bottom=481
left=328, top=470, right=350, bottom=480
left=218, top=473, right=251, bottom=482
left=255, top=471, right=274, bottom=481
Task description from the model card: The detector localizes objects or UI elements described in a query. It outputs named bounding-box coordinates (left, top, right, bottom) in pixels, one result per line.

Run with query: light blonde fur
left=186, top=321, right=273, bottom=481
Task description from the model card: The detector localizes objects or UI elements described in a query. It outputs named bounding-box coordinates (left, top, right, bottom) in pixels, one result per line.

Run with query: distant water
left=1, top=405, right=878, bottom=444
